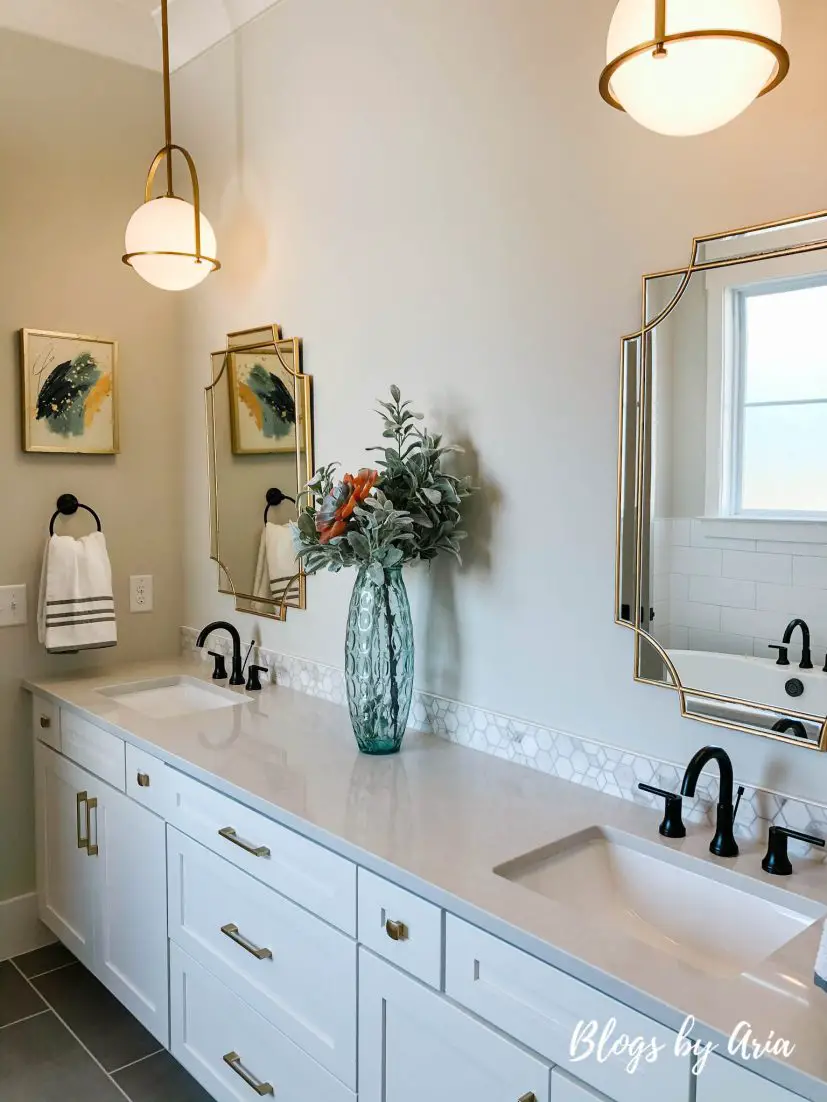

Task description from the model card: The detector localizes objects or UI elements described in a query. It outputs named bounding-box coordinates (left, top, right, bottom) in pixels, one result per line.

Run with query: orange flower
left=316, top=468, right=379, bottom=544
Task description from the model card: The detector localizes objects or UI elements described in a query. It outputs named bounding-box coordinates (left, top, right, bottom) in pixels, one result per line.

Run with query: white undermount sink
left=98, top=676, right=249, bottom=720
left=494, top=827, right=826, bottom=978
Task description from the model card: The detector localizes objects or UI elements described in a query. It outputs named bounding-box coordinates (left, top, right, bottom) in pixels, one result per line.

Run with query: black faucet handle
left=762, top=825, right=825, bottom=876
left=246, top=665, right=268, bottom=692
left=768, top=644, right=790, bottom=667
left=207, top=651, right=228, bottom=680
left=638, top=783, right=687, bottom=839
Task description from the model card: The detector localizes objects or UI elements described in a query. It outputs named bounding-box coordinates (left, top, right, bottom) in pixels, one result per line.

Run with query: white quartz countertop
left=23, top=657, right=827, bottom=1101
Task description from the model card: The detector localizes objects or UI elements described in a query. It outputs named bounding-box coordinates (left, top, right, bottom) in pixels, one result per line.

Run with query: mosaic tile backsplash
left=182, top=627, right=827, bottom=857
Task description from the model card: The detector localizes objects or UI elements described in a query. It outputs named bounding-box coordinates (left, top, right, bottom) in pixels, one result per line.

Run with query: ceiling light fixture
left=599, top=0, right=790, bottom=137
left=123, top=0, right=219, bottom=290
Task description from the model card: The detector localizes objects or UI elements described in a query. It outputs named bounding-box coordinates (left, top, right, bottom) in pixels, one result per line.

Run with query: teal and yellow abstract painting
left=228, top=349, right=298, bottom=454
left=21, top=330, right=118, bottom=454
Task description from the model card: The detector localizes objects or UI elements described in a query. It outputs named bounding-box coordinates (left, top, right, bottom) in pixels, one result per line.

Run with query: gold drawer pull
left=221, top=923, right=273, bottom=961
left=77, top=792, right=89, bottom=850
left=385, top=919, right=409, bottom=942
left=219, top=826, right=270, bottom=858
left=137, top=772, right=151, bottom=788
left=86, top=797, right=98, bottom=857
left=518, top=1095, right=537, bottom=1102
left=223, top=1052, right=274, bottom=1096
left=40, top=715, right=51, bottom=729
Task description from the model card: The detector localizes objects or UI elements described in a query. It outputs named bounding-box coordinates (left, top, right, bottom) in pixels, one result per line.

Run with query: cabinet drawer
left=32, top=695, right=60, bottom=752
left=60, top=709, right=125, bottom=791
left=167, top=768, right=356, bottom=934
left=170, top=944, right=355, bottom=1102
left=551, top=1069, right=611, bottom=1101
left=358, top=869, right=443, bottom=988
left=696, top=1054, right=805, bottom=1101
left=168, top=828, right=356, bottom=1088
left=445, top=917, right=688, bottom=1102
left=125, top=744, right=171, bottom=818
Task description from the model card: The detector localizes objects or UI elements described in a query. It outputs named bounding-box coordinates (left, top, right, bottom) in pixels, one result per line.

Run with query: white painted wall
left=0, top=31, right=183, bottom=901
left=175, top=0, right=827, bottom=802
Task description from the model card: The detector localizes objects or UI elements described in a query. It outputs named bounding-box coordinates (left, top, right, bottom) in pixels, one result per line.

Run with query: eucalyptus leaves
left=292, top=386, right=474, bottom=584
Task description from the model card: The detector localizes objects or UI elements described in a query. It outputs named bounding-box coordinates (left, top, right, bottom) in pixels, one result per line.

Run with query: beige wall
left=0, top=31, right=183, bottom=901
left=175, top=0, right=827, bottom=802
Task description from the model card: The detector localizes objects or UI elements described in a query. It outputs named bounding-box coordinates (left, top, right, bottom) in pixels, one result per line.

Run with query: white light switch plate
left=130, top=575, right=154, bottom=613
left=0, top=585, right=27, bottom=626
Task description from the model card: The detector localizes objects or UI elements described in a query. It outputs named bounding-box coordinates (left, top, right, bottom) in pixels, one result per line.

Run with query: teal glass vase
left=345, top=566, right=414, bottom=755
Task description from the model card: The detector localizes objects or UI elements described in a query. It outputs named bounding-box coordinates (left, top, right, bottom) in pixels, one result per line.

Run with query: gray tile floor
left=0, top=944, right=212, bottom=1102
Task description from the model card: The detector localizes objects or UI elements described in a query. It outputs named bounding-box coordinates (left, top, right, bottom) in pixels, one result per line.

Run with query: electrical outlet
left=0, top=585, right=27, bottom=627
left=130, top=575, right=154, bottom=613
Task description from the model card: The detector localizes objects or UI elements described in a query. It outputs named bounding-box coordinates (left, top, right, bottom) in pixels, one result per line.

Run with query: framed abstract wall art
left=20, top=329, right=119, bottom=454
left=227, top=346, right=298, bottom=455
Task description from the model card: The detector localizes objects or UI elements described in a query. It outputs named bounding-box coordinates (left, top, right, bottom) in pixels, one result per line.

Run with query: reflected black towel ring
left=49, top=493, right=103, bottom=536
left=264, top=487, right=296, bottom=523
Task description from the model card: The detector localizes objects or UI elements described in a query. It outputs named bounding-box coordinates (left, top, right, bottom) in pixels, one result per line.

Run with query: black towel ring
left=264, top=487, right=296, bottom=523
left=49, top=494, right=103, bottom=536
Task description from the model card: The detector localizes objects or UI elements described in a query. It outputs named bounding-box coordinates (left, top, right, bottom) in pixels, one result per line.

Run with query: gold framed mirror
left=616, top=210, right=827, bottom=750
left=206, top=325, right=314, bottom=621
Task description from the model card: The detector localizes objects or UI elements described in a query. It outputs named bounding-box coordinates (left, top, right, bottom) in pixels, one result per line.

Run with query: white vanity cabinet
left=34, top=736, right=169, bottom=1043
left=696, top=1054, right=806, bottom=1102
left=359, top=948, right=552, bottom=1102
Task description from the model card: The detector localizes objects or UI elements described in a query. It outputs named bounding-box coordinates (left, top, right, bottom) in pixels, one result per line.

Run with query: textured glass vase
left=345, top=566, right=414, bottom=755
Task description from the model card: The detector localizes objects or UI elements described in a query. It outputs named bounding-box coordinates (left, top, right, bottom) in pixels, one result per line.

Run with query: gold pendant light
left=599, top=0, right=790, bottom=137
left=123, top=0, right=219, bottom=290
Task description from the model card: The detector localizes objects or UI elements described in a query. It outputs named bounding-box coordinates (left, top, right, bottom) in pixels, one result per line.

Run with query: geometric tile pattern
left=182, top=627, right=827, bottom=856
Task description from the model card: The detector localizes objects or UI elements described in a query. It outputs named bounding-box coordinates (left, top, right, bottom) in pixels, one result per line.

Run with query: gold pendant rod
left=653, top=0, right=668, bottom=57
left=161, top=0, right=174, bottom=196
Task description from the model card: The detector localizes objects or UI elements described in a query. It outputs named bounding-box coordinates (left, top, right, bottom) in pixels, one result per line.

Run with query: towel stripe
left=46, top=615, right=117, bottom=627
left=46, top=596, right=114, bottom=607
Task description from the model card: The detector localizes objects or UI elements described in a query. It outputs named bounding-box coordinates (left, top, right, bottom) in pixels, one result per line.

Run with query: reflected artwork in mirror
left=616, top=211, right=827, bottom=749
left=206, top=325, right=313, bottom=622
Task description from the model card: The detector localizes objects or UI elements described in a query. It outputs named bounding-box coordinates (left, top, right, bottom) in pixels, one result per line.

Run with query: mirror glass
left=206, top=327, right=313, bottom=621
left=619, top=213, right=827, bottom=748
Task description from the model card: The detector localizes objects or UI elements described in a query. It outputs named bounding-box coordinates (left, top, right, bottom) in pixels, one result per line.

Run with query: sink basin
left=98, top=677, right=249, bottom=719
left=494, top=827, right=826, bottom=977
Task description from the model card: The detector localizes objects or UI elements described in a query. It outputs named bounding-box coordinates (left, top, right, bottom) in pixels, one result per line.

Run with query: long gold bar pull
left=222, top=1052, right=274, bottom=1096
left=218, top=827, right=270, bottom=858
left=77, top=792, right=88, bottom=850
left=221, top=924, right=273, bottom=961
left=85, top=797, right=99, bottom=857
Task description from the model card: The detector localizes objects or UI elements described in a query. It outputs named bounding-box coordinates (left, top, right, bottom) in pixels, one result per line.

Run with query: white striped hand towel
left=37, top=532, right=117, bottom=653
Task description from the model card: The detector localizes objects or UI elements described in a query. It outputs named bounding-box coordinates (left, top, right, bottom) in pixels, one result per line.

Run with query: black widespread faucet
left=770, top=618, right=813, bottom=670
left=196, top=621, right=245, bottom=686
left=680, top=747, right=739, bottom=859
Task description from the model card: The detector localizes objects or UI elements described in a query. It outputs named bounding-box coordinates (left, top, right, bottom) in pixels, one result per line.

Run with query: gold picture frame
left=227, top=341, right=302, bottom=456
left=20, top=329, right=119, bottom=455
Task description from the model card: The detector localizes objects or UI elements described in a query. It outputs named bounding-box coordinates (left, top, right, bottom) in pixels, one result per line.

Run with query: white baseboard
left=0, top=893, right=55, bottom=961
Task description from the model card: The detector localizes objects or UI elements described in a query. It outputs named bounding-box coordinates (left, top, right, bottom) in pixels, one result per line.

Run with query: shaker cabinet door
left=34, top=742, right=97, bottom=968
left=358, top=949, right=551, bottom=1102
left=94, top=781, right=169, bottom=1045
left=696, top=1055, right=805, bottom=1102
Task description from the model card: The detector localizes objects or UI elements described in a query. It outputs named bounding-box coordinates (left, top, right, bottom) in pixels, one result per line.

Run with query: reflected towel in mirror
left=253, top=522, right=299, bottom=603
left=37, top=531, right=117, bottom=653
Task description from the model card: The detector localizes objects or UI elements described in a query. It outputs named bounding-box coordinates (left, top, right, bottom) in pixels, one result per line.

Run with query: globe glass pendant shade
left=124, top=196, right=218, bottom=291
left=606, top=0, right=784, bottom=137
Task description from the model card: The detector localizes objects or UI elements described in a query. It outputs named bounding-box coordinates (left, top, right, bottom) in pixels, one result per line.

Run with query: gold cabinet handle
left=518, top=1095, right=537, bottom=1102
left=137, top=772, right=151, bottom=788
left=85, top=797, right=99, bottom=857
left=40, top=715, right=51, bottom=729
left=223, top=1052, right=274, bottom=1096
left=385, top=919, right=409, bottom=942
left=76, top=792, right=89, bottom=850
left=221, top=923, right=273, bottom=961
left=219, top=826, right=270, bottom=858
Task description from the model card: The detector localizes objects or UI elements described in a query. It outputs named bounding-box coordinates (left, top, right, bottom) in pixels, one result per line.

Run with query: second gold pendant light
left=600, top=0, right=790, bottom=137
left=123, top=0, right=219, bottom=291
